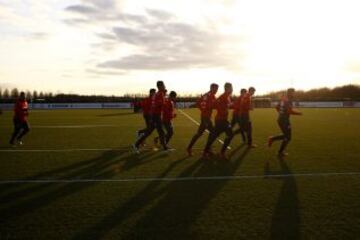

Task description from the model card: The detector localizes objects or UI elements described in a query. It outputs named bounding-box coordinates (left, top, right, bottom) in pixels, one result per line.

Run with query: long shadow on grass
left=72, top=155, right=193, bottom=240
left=265, top=157, right=301, bottom=240
left=73, top=147, right=249, bottom=239
left=0, top=149, right=159, bottom=225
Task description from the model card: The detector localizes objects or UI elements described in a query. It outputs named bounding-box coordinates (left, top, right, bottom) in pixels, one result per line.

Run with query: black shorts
left=278, top=118, right=291, bottom=141
left=197, top=117, right=213, bottom=134
left=214, top=120, right=232, bottom=136
left=143, top=114, right=151, bottom=127
left=163, top=121, right=173, bottom=133
left=151, top=114, right=163, bottom=128
left=13, top=118, right=30, bottom=131
left=231, top=113, right=240, bottom=126
left=239, top=113, right=250, bottom=127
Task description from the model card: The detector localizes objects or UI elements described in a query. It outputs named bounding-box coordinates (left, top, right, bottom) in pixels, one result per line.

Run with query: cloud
left=28, top=32, right=49, bottom=40
left=64, top=0, right=147, bottom=24
left=97, top=21, right=243, bottom=70
left=83, top=0, right=117, bottom=9
left=65, top=5, right=98, bottom=14
left=86, top=68, right=126, bottom=76
left=96, top=33, right=117, bottom=40
left=146, top=9, right=173, bottom=21
left=64, top=1, right=244, bottom=72
left=63, top=18, right=89, bottom=25
left=97, top=53, right=235, bottom=70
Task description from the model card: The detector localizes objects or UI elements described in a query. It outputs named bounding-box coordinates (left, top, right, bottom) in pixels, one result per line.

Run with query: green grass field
left=0, top=108, right=360, bottom=239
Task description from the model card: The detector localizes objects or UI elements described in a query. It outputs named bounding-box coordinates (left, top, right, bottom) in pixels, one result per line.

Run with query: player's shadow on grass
left=72, top=155, right=193, bottom=240
left=228, top=142, right=247, bottom=159
left=73, top=148, right=250, bottom=239
left=0, top=149, right=159, bottom=224
left=264, top=157, right=301, bottom=240
left=120, top=149, right=170, bottom=172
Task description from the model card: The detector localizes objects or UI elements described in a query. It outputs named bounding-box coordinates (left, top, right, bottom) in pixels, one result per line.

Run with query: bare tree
left=26, top=90, right=32, bottom=99
left=3, top=89, right=10, bottom=99
left=11, top=88, right=20, bottom=98
left=32, top=90, right=38, bottom=100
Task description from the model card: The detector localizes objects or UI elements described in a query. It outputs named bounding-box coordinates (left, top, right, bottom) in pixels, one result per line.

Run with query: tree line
left=0, top=84, right=359, bottom=103
left=260, top=84, right=360, bottom=101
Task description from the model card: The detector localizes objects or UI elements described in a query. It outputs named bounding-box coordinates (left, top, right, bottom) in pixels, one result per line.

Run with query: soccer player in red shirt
left=231, top=88, right=247, bottom=142
left=133, top=81, right=168, bottom=153
left=9, top=92, right=30, bottom=146
left=162, top=91, right=177, bottom=148
left=203, top=82, right=234, bottom=158
left=187, top=83, right=218, bottom=156
left=239, top=87, right=257, bottom=148
left=268, top=88, right=302, bottom=157
left=137, top=88, right=156, bottom=137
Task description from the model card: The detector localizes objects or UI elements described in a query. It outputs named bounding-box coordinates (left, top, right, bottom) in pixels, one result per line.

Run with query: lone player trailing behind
left=9, top=92, right=30, bottom=146
left=239, top=87, right=257, bottom=148
left=162, top=91, right=177, bottom=149
left=231, top=88, right=247, bottom=142
left=203, top=82, right=234, bottom=159
left=133, top=81, right=168, bottom=153
left=187, top=83, right=218, bottom=156
left=268, top=88, right=302, bottom=157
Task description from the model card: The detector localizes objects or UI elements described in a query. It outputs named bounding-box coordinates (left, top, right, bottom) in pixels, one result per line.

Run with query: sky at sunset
left=1, top=0, right=360, bottom=95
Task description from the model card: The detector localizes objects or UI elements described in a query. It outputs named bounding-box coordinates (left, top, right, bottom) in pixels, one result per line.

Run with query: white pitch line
left=0, top=148, right=116, bottom=153
left=178, top=109, right=231, bottom=149
left=0, top=124, right=122, bottom=129
left=0, top=147, right=209, bottom=153
left=31, top=125, right=118, bottom=128
left=1, top=172, right=360, bottom=184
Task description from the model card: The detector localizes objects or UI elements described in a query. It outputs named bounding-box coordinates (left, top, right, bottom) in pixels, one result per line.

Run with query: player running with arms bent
left=268, top=88, right=302, bottom=157
left=186, top=83, right=218, bottom=156
left=239, top=87, right=257, bottom=148
left=9, top=92, right=30, bottom=146
left=133, top=81, right=168, bottom=153
left=162, top=91, right=177, bottom=149
left=203, top=82, right=234, bottom=159
left=137, top=88, right=156, bottom=137
left=231, top=88, right=247, bottom=142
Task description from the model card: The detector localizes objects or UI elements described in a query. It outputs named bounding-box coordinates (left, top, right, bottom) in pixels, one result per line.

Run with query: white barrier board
left=0, top=102, right=359, bottom=109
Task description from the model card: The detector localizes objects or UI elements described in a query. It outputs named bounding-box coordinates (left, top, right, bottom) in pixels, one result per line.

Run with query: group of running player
left=7, top=83, right=302, bottom=158
left=133, top=81, right=302, bottom=158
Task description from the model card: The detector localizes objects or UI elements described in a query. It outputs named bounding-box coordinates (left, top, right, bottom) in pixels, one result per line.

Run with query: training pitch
left=0, top=108, right=359, bottom=239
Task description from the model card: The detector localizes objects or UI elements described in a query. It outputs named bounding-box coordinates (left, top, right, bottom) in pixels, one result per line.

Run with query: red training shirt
left=197, top=92, right=216, bottom=118
left=232, top=96, right=243, bottom=115
left=151, top=90, right=166, bottom=116
left=215, top=93, right=232, bottom=121
left=240, top=93, right=252, bottom=115
left=276, top=96, right=301, bottom=117
left=162, top=98, right=176, bottom=123
left=140, top=97, right=152, bottom=115
left=14, top=99, right=29, bottom=122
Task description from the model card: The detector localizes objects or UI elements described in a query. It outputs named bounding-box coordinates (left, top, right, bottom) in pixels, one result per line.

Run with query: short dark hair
left=224, top=82, right=232, bottom=89
left=149, top=88, right=156, bottom=94
left=20, top=91, right=25, bottom=96
left=249, top=87, right=256, bottom=92
left=157, top=80, right=164, bottom=88
left=240, top=88, right=247, bottom=94
left=169, top=91, right=177, bottom=98
left=210, top=83, right=219, bottom=89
